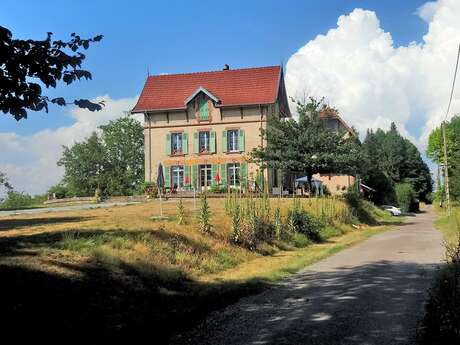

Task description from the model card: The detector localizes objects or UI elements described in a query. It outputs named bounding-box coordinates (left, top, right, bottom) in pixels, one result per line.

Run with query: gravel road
left=175, top=206, right=444, bottom=345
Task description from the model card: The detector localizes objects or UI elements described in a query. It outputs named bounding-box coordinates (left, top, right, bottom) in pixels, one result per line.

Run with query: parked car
left=381, top=205, right=402, bottom=216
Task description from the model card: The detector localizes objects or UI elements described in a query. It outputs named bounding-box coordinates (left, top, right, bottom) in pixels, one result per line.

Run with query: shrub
left=287, top=199, right=324, bottom=242
left=418, top=236, right=460, bottom=344
left=395, top=183, right=418, bottom=212
left=139, top=181, right=158, bottom=198
left=344, top=188, right=377, bottom=224
left=48, top=184, right=72, bottom=199
left=209, top=184, right=227, bottom=193
left=0, top=191, right=44, bottom=210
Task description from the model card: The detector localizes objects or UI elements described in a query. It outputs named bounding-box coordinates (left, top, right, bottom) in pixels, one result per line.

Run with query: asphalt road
left=177, top=206, right=444, bottom=345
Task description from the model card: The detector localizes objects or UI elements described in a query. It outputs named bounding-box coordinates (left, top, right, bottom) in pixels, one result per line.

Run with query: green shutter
left=191, top=165, right=198, bottom=188
left=222, top=130, right=227, bottom=153
left=238, top=129, right=245, bottom=152
left=200, top=99, right=208, bottom=120
left=240, top=162, right=248, bottom=188
left=164, top=165, right=170, bottom=189
left=165, top=133, right=171, bottom=155
left=210, top=131, right=216, bottom=153
left=182, top=133, right=188, bottom=154
left=211, top=164, right=218, bottom=186
left=220, top=164, right=227, bottom=187
left=193, top=132, right=199, bottom=154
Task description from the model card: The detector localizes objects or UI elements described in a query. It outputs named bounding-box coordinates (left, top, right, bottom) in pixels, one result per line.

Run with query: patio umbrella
left=157, top=163, right=165, bottom=216
left=214, top=171, right=221, bottom=184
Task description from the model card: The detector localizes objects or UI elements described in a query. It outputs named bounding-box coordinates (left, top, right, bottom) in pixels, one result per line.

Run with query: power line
left=441, top=43, right=460, bottom=215
left=444, top=43, right=460, bottom=121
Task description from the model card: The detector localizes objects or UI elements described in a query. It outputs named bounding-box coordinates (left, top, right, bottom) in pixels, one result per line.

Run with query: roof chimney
left=223, top=64, right=230, bottom=71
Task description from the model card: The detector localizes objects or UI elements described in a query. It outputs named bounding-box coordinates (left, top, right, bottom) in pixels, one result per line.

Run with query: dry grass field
left=0, top=197, right=396, bottom=344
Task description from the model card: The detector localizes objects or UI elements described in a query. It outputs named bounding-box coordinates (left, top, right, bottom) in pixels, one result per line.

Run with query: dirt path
left=176, top=207, right=444, bottom=345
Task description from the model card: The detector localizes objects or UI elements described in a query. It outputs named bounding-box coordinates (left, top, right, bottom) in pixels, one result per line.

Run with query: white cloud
left=0, top=96, right=139, bottom=195
left=285, top=0, right=460, bottom=151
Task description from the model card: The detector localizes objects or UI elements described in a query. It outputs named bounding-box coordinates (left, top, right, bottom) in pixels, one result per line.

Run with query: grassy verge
left=417, top=204, right=460, bottom=345
left=0, top=197, right=399, bottom=343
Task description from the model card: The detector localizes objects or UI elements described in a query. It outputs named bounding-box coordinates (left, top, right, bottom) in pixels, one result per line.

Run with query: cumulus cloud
left=0, top=96, right=139, bottom=195
left=285, top=0, right=460, bottom=150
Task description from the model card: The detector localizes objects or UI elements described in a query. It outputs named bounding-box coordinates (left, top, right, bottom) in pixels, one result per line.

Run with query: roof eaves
left=131, top=106, right=187, bottom=114
left=184, top=86, right=220, bottom=105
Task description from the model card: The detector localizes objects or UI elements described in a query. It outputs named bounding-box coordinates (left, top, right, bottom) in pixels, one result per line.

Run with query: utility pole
left=442, top=121, right=451, bottom=214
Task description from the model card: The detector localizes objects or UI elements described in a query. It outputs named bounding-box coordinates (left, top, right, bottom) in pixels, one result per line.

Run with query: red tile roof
left=132, top=66, right=281, bottom=113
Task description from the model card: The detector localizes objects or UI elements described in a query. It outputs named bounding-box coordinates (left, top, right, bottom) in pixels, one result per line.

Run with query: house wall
left=144, top=98, right=276, bottom=191
left=313, top=173, right=356, bottom=195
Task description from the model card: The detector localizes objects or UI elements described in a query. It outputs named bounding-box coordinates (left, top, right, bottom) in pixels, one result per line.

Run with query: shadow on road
left=177, top=261, right=441, bottom=345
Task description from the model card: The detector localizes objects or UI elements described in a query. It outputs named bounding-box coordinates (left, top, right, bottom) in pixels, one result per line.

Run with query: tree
left=426, top=115, right=460, bottom=202
left=0, top=171, right=12, bottom=191
left=100, top=117, right=144, bottom=195
left=251, top=97, right=362, bottom=189
left=362, top=124, right=432, bottom=204
left=0, top=26, right=104, bottom=120
left=57, top=117, right=144, bottom=196
left=58, top=132, right=108, bottom=196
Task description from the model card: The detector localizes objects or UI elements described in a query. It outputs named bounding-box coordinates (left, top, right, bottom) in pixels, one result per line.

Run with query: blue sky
left=1, top=0, right=428, bottom=135
left=2, top=0, right=459, bottom=194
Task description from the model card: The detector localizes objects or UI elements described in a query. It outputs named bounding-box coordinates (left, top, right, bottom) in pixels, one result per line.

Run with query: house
left=131, top=65, right=291, bottom=192
left=313, top=107, right=356, bottom=195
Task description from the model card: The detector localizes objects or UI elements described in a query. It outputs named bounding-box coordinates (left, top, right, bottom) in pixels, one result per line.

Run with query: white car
left=381, top=205, right=402, bottom=216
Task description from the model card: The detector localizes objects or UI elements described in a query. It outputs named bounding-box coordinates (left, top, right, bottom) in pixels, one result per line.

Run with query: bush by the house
left=139, top=181, right=158, bottom=198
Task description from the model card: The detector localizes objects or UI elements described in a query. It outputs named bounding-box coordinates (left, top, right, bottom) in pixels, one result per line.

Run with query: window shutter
left=238, top=129, right=245, bottom=152
left=222, top=130, right=227, bottom=153
left=193, top=132, right=199, bottom=154
left=191, top=165, right=198, bottom=188
left=200, top=99, right=208, bottom=120
left=211, top=164, right=218, bottom=186
left=164, top=165, right=170, bottom=188
left=220, top=164, right=227, bottom=187
left=210, top=131, right=216, bottom=153
left=182, top=133, right=188, bottom=154
left=240, top=162, right=248, bottom=187
left=165, top=133, right=171, bottom=155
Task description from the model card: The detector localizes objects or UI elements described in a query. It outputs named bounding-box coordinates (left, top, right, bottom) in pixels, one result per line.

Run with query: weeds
left=198, top=194, right=212, bottom=233
left=177, top=198, right=186, bottom=225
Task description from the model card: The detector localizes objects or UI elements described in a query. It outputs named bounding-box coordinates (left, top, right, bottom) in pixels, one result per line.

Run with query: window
left=171, top=133, right=182, bottom=155
left=171, top=165, right=184, bottom=189
left=199, top=164, right=212, bottom=187
left=199, top=131, right=210, bottom=153
left=227, top=129, right=239, bottom=152
left=227, top=163, right=240, bottom=187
